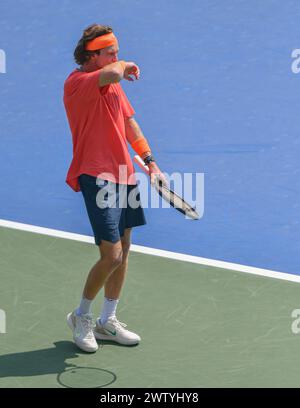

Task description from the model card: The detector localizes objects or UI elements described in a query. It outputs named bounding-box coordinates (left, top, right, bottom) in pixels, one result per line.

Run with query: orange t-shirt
left=63, top=68, right=136, bottom=192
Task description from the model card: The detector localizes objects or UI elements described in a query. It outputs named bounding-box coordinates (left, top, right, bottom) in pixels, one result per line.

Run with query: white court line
left=0, top=218, right=299, bottom=284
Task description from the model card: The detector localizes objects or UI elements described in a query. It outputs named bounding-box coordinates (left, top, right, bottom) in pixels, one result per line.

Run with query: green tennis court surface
left=1, top=225, right=300, bottom=388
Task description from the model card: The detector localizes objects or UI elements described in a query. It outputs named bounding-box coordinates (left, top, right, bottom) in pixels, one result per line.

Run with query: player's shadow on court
left=0, top=341, right=84, bottom=378
left=0, top=340, right=134, bottom=380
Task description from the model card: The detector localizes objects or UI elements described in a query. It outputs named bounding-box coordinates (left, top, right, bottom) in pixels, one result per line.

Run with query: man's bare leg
left=104, top=228, right=131, bottom=300
left=82, top=239, right=123, bottom=300
left=93, top=228, right=141, bottom=345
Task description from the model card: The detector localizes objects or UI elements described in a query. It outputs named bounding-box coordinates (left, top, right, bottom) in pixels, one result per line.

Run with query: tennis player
left=63, top=24, right=166, bottom=352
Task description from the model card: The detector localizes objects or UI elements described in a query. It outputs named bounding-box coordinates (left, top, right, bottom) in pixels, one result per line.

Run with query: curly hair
left=74, top=23, right=113, bottom=65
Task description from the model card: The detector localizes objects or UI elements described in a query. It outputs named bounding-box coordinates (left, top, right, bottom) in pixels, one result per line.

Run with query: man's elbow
left=110, top=69, right=123, bottom=83
left=126, top=116, right=135, bottom=124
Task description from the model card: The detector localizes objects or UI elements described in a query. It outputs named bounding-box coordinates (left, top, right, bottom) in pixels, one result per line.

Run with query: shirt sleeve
left=72, top=70, right=110, bottom=99
left=118, top=84, right=135, bottom=118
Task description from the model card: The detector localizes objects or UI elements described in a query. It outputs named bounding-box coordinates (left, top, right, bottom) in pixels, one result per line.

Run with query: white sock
left=76, top=297, right=93, bottom=316
left=99, top=297, right=119, bottom=325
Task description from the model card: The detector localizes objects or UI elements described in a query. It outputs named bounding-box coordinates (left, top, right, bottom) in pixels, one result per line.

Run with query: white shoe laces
left=110, top=317, right=127, bottom=331
left=77, top=315, right=95, bottom=339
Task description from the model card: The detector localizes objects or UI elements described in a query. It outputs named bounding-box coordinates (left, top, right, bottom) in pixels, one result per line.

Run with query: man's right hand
left=123, top=62, right=140, bottom=81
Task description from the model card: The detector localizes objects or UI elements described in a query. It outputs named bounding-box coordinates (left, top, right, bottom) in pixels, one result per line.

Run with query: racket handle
left=133, top=155, right=150, bottom=175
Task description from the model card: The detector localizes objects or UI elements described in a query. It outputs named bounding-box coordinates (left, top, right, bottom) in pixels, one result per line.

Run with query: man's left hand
left=148, top=162, right=168, bottom=186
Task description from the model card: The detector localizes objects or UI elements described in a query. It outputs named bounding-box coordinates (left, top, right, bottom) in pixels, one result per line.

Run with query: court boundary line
left=0, top=218, right=299, bottom=284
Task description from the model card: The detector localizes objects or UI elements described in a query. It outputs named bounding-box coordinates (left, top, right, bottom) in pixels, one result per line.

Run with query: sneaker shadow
left=97, top=340, right=140, bottom=348
left=0, top=341, right=88, bottom=379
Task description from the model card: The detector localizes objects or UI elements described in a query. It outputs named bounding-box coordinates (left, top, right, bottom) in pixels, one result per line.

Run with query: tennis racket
left=133, top=155, right=200, bottom=220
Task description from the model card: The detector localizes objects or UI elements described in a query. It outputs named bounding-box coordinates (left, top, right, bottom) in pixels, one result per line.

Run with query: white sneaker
left=67, top=311, right=98, bottom=353
left=94, top=316, right=141, bottom=345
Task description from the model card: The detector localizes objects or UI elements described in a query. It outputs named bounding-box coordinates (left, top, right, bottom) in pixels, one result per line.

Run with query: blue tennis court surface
left=1, top=0, right=300, bottom=275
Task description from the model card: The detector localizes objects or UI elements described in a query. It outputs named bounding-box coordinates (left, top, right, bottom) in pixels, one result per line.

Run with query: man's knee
left=121, top=228, right=131, bottom=262
left=121, top=242, right=130, bottom=263
left=122, top=240, right=130, bottom=254
left=106, top=249, right=123, bottom=269
left=99, top=241, right=123, bottom=269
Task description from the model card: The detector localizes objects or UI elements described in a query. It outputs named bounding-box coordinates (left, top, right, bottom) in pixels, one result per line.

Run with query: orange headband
left=85, top=33, right=118, bottom=51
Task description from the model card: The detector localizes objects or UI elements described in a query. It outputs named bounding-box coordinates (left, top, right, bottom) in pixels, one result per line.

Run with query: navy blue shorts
left=79, top=174, right=146, bottom=245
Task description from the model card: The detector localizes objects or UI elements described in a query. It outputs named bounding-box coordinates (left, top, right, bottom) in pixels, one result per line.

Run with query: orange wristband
left=131, top=137, right=151, bottom=157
